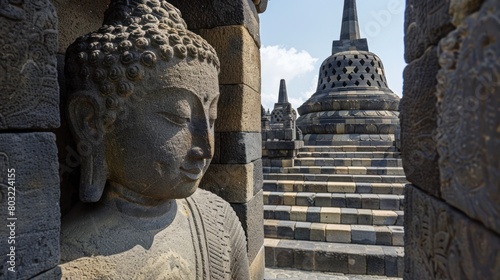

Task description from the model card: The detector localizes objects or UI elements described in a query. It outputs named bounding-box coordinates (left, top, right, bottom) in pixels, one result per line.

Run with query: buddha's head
left=65, top=0, right=220, bottom=203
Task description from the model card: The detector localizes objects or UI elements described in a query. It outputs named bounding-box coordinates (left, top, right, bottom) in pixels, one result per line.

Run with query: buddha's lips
left=180, top=166, right=203, bottom=181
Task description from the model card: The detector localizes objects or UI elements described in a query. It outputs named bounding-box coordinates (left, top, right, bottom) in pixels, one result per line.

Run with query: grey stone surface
left=404, top=0, right=454, bottom=62
left=0, top=133, right=60, bottom=279
left=265, top=268, right=402, bottom=280
left=217, top=132, right=262, bottom=164
left=405, top=185, right=500, bottom=279
left=436, top=0, right=500, bottom=235
left=232, top=190, right=264, bottom=263
left=253, top=159, right=264, bottom=195
left=0, top=0, right=60, bottom=129
left=316, top=250, right=348, bottom=274
left=400, top=46, right=441, bottom=198
left=169, top=0, right=261, bottom=46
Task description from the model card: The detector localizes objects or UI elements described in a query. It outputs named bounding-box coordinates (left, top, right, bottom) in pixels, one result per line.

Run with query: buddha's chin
left=164, top=180, right=200, bottom=200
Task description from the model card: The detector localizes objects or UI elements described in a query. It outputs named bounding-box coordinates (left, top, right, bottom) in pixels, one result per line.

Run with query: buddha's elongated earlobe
left=79, top=145, right=107, bottom=202
left=68, top=93, right=108, bottom=202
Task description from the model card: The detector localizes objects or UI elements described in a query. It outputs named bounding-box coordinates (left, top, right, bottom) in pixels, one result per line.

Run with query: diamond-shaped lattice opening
left=367, top=80, right=372, bottom=86
left=371, top=74, right=375, bottom=80
left=365, top=54, right=370, bottom=59
left=360, top=59, right=365, bottom=65
left=332, top=69, right=337, bottom=75
left=342, top=81, right=347, bottom=87
left=355, top=81, right=360, bottom=86
left=366, top=67, right=371, bottom=73
left=354, top=55, right=358, bottom=59
left=327, top=77, right=331, bottom=83
left=348, top=74, right=353, bottom=80
left=337, top=61, right=342, bottom=67
left=342, top=67, right=348, bottom=74
left=323, top=84, right=326, bottom=90
left=328, top=63, right=332, bottom=68
left=331, top=83, right=336, bottom=88
left=360, top=74, right=365, bottom=80
left=377, top=81, right=381, bottom=87
left=371, top=61, right=375, bottom=66
left=324, top=71, right=328, bottom=76
left=354, top=67, right=359, bottom=73
left=322, top=65, right=325, bottom=70
left=337, top=75, right=342, bottom=81
left=348, top=59, right=353, bottom=66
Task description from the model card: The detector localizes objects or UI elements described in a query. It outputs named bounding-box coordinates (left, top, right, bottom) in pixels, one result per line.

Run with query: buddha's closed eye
left=157, top=112, right=191, bottom=126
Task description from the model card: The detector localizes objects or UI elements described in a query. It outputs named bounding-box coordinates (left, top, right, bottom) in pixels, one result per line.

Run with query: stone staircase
left=263, top=144, right=406, bottom=277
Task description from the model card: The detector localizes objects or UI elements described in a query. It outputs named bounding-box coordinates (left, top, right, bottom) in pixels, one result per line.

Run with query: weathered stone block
left=249, top=246, right=264, bottom=280
left=315, top=250, right=348, bottom=273
left=53, top=0, right=109, bottom=53
left=216, top=84, right=261, bottom=133
left=252, top=159, right=263, bottom=195
left=169, top=0, right=261, bottom=46
left=217, top=132, right=261, bottom=164
left=0, top=133, right=60, bottom=279
left=198, top=25, right=261, bottom=92
left=200, top=162, right=254, bottom=203
left=230, top=190, right=264, bottom=263
left=405, top=184, right=500, bottom=279
left=404, top=0, right=454, bottom=62
left=400, top=46, right=441, bottom=197
left=436, top=0, right=500, bottom=235
left=449, top=0, right=485, bottom=26
left=0, top=1, right=59, bottom=129
left=293, top=242, right=315, bottom=271
left=366, top=247, right=385, bottom=276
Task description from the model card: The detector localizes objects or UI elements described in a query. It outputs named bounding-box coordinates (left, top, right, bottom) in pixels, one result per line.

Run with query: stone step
left=300, top=145, right=398, bottom=153
left=264, top=191, right=404, bottom=211
left=264, top=220, right=404, bottom=246
left=297, top=151, right=401, bottom=159
left=264, top=238, right=404, bottom=277
left=295, top=157, right=403, bottom=167
left=263, top=205, right=404, bottom=226
left=264, top=267, right=403, bottom=280
left=264, top=166, right=405, bottom=176
left=264, top=173, right=409, bottom=183
left=263, top=180, right=405, bottom=195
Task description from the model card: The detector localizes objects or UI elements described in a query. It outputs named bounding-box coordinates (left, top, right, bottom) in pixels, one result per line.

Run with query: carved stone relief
left=0, top=0, right=59, bottom=129
left=436, top=0, right=500, bottom=235
left=405, top=185, right=500, bottom=280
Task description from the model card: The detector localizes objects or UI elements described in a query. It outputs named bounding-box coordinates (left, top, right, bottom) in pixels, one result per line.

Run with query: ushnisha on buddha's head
left=65, top=0, right=220, bottom=204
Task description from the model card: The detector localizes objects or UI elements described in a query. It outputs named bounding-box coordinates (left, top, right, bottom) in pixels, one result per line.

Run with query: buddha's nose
left=189, top=120, right=213, bottom=160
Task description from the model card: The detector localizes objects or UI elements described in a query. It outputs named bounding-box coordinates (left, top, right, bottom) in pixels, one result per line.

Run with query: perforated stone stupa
left=296, top=0, right=400, bottom=146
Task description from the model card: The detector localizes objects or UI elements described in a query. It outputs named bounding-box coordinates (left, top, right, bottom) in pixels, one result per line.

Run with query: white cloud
left=288, top=74, right=318, bottom=110
left=261, top=45, right=318, bottom=110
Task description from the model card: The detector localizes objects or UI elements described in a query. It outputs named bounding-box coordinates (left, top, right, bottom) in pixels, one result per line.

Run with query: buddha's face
left=105, top=60, right=219, bottom=200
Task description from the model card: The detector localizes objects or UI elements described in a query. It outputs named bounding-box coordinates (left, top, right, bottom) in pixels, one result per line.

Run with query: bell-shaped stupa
left=296, top=0, right=400, bottom=145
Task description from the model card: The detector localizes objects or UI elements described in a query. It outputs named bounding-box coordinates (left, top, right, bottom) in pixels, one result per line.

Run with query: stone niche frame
left=53, top=1, right=268, bottom=280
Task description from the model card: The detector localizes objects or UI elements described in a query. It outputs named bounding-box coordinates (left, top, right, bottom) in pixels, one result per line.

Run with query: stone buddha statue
left=59, top=1, right=249, bottom=279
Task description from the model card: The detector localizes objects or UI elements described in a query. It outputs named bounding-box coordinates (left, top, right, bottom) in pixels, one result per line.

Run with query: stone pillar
left=402, top=0, right=500, bottom=278
left=167, top=1, right=267, bottom=278
left=0, top=1, right=61, bottom=278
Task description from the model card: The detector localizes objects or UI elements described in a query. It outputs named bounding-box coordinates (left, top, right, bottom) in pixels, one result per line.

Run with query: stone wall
left=401, top=0, right=500, bottom=278
left=0, top=0, right=61, bottom=279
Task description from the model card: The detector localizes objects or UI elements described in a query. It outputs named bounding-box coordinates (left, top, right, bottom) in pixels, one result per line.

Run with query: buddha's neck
left=104, top=182, right=176, bottom=220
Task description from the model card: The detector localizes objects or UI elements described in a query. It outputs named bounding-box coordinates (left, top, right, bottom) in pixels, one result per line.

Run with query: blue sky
left=259, top=0, right=405, bottom=111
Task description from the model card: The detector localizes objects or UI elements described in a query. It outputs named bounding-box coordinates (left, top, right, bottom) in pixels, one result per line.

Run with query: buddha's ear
left=67, top=92, right=108, bottom=203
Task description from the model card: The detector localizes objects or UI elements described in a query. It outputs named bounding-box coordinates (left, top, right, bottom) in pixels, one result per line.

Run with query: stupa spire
left=340, top=0, right=360, bottom=40
left=278, top=79, right=289, bottom=103
left=331, top=0, right=368, bottom=54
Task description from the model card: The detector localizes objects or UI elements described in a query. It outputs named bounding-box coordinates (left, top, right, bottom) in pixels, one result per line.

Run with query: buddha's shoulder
left=184, top=188, right=238, bottom=222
